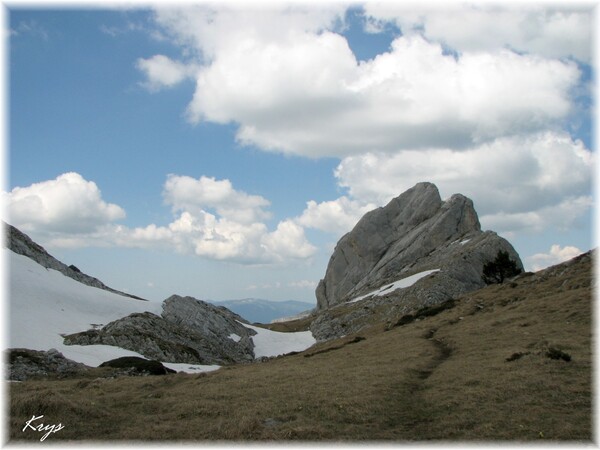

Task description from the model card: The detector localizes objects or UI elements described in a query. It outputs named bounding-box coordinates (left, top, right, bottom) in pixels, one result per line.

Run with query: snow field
left=7, top=249, right=316, bottom=373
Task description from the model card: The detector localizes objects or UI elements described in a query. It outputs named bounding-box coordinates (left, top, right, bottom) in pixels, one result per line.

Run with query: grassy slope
left=9, top=252, right=593, bottom=442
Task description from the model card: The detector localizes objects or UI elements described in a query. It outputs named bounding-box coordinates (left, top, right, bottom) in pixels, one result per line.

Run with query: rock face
left=64, top=295, right=257, bottom=365
left=312, top=182, right=522, bottom=341
left=5, top=222, right=145, bottom=301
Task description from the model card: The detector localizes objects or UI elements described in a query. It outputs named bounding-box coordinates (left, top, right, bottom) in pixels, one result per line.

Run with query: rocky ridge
left=4, top=222, right=145, bottom=301
left=64, top=295, right=257, bottom=365
left=311, top=182, right=523, bottom=341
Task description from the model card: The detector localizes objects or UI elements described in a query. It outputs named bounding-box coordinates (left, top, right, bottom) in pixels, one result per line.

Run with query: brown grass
left=8, top=254, right=593, bottom=442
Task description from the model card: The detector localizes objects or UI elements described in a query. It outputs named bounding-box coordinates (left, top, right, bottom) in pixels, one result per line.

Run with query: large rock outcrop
left=4, top=222, right=145, bottom=301
left=64, top=295, right=256, bottom=365
left=312, top=182, right=522, bottom=340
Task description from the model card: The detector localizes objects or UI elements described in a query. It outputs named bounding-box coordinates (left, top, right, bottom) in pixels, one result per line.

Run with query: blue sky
left=4, top=2, right=596, bottom=304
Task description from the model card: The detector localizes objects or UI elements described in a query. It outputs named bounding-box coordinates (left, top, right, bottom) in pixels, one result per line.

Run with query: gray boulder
left=64, top=296, right=256, bottom=365
left=312, top=182, right=522, bottom=341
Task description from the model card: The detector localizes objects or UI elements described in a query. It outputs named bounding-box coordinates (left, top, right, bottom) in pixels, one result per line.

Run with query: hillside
left=9, top=250, right=593, bottom=441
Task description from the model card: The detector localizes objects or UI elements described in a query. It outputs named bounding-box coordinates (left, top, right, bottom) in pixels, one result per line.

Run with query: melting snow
left=349, top=269, right=441, bottom=303
left=242, top=323, right=316, bottom=358
left=228, top=333, right=241, bottom=342
left=7, top=250, right=214, bottom=373
left=162, top=362, right=220, bottom=374
left=7, top=249, right=316, bottom=373
left=271, top=310, right=312, bottom=323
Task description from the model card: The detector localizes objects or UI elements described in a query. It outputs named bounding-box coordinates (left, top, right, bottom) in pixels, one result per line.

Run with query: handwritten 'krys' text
left=22, top=415, right=65, bottom=441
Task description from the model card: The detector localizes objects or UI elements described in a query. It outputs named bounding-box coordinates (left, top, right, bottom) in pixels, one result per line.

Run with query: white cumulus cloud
left=334, top=132, right=593, bottom=235
left=3, top=172, right=125, bottom=234
left=120, top=183, right=316, bottom=264
left=481, top=195, right=593, bottom=235
left=132, top=4, right=592, bottom=242
left=136, top=54, right=195, bottom=91
left=528, top=244, right=584, bottom=271
left=163, top=174, right=271, bottom=223
left=296, top=196, right=375, bottom=236
left=363, top=3, right=593, bottom=62
left=5, top=173, right=317, bottom=266
left=151, top=3, right=347, bottom=63
left=141, top=6, right=581, bottom=158
left=188, top=34, right=578, bottom=157
left=260, top=219, right=317, bottom=262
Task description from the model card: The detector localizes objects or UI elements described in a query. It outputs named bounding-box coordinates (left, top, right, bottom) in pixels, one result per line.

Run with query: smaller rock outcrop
left=7, top=348, right=90, bottom=381
left=64, top=295, right=257, bottom=365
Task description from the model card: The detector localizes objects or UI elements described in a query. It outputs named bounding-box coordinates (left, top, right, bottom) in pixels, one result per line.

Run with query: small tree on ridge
left=482, top=250, right=522, bottom=284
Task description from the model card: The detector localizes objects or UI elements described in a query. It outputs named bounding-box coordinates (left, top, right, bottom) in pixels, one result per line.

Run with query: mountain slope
left=5, top=222, right=145, bottom=300
left=6, top=248, right=178, bottom=368
left=5, top=226, right=316, bottom=372
left=9, top=250, right=592, bottom=441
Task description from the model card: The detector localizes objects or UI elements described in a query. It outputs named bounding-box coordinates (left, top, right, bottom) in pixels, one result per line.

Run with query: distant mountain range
left=210, top=298, right=315, bottom=324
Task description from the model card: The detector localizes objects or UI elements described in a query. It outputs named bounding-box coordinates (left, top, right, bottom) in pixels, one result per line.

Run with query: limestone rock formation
left=4, top=222, right=145, bottom=301
left=311, top=182, right=522, bottom=341
left=64, top=296, right=256, bottom=365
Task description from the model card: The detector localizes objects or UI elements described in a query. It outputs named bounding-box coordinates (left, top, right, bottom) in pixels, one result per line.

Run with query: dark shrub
left=99, top=356, right=176, bottom=375
left=505, top=352, right=529, bottom=362
left=546, top=348, right=572, bottom=362
left=482, top=250, right=522, bottom=284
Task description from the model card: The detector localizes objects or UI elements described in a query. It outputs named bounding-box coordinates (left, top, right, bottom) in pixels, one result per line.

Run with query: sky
left=3, top=1, right=597, bottom=304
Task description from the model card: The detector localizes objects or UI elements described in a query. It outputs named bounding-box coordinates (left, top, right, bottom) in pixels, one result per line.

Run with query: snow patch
left=7, top=250, right=219, bottom=373
left=242, top=323, right=315, bottom=357
left=228, top=333, right=241, bottom=342
left=271, top=309, right=312, bottom=323
left=349, top=269, right=441, bottom=303
left=162, top=362, right=220, bottom=374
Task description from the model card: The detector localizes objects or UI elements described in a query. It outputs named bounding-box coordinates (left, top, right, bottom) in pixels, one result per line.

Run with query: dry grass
left=8, top=253, right=593, bottom=442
